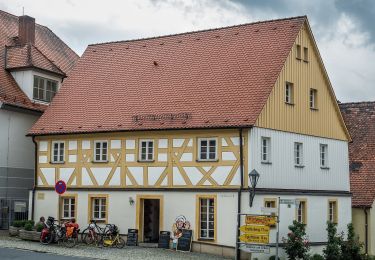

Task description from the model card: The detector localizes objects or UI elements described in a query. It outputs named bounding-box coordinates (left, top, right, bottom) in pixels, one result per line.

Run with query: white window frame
left=328, top=200, right=337, bottom=223
left=51, top=141, right=65, bottom=163
left=285, top=82, right=294, bottom=104
left=199, top=198, right=215, bottom=239
left=33, top=75, right=58, bottom=103
left=94, top=141, right=108, bottom=162
left=61, top=197, right=75, bottom=220
left=261, top=137, right=271, bottom=163
left=320, top=144, right=328, bottom=168
left=92, top=197, right=106, bottom=221
left=139, top=139, right=154, bottom=161
left=294, top=142, right=303, bottom=166
left=297, top=200, right=306, bottom=224
left=310, top=89, right=317, bottom=109
left=197, top=138, right=218, bottom=161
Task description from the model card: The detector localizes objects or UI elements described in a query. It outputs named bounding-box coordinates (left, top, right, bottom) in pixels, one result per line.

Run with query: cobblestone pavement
left=0, top=236, right=230, bottom=260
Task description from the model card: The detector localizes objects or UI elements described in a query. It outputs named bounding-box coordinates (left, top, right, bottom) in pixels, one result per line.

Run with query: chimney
left=18, top=15, right=35, bottom=45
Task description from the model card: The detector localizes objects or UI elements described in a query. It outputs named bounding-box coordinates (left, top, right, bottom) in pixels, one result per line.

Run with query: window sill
left=321, top=167, right=330, bottom=170
left=285, top=102, right=295, bottom=106
left=310, top=107, right=318, bottom=111
left=137, top=160, right=155, bottom=163
left=50, top=161, right=65, bottom=164
left=261, top=161, right=272, bottom=165
left=295, top=165, right=305, bottom=168
left=90, top=219, right=107, bottom=224
left=196, top=159, right=219, bottom=163
left=296, top=57, right=302, bottom=61
left=197, top=238, right=215, bottom=243
left=303, top=60, right=309, bottom=63
left=92, top=160, right=109, bottom=163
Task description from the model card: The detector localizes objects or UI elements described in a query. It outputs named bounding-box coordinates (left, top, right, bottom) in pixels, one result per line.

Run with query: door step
left=138, top=243, right=158, bottom=248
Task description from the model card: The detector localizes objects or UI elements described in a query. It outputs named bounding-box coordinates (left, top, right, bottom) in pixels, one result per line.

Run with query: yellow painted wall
left=352, top=208, right=368, bottom=254
left=35, top=129, right=248, bottom=189
left=256, top=23, right=350, bottom=141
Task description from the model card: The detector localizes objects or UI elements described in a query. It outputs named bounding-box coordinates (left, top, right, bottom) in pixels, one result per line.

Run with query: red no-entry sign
left=55, top=180, right=67, bottom=195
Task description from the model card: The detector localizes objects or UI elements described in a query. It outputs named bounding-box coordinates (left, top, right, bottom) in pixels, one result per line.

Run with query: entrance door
left=142, top=199, right=160, bottom=243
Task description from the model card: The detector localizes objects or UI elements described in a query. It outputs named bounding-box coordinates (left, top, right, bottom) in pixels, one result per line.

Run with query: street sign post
left=240, top=224, right=270, bottom=234
left=239, top=243, right=270, bottom=254
left=245, top=215, right=276, bottom=226
left=239, top=233, right=269, bottom=244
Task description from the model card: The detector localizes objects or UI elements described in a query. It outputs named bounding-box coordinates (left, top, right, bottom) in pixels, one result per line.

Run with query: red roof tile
left=0, top=10, right=79, bottom=112
left=29, top=16, right=306, bottom=135
left=340, top=102, right=375, bottom=207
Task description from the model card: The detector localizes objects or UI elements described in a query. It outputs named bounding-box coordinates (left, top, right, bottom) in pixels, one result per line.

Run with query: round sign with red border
left=55, top=180, right=67, bottom=195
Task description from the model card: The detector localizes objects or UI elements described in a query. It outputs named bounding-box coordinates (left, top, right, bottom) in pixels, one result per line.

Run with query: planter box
left=9, top=226, right=20, bottom=236
left=19, top=230, right=41, bottom=241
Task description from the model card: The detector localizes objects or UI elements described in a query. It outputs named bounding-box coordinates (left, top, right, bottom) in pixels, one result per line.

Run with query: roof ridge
left=339, top=101, right=375, bottom=106
left=88, top=15, right=307, bottom=47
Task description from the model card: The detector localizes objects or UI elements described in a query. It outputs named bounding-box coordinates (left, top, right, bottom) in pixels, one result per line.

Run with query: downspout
left=236, top=128, right=245, bottom=260
left=31, top=136, right=38, bottom=221
left=364, top=208, right=368, bottom=255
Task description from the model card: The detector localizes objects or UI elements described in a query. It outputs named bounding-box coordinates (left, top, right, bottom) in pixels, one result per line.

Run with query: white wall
left=34, top=190, right=238, bottom=246
left=0, top=109, right=39, bottom=169
left=11, top=70, right=62, bottom=103
left=249, top=127, right=350, bottom=191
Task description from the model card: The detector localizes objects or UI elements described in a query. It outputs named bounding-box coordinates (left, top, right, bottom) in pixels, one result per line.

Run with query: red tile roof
left=29, top=16, right=306, bottom=135
left=0, top=10, right=79, bottom=112
left=340, top=102, right=375, bottom=207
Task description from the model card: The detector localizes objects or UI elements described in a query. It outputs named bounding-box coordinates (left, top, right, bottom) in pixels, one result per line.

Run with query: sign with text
left=280, top=199, right=299, bottom=205
left=240, top=224, right=270, bottom=234
left=239, top=243, right=270, bottom=253
left=126, top=229, right=138, bottom=246
left=245, top=215, right=276, bottom=226
left=176, top=229, right=192, bottom=252
left=239, top=233, right=269, bottom=244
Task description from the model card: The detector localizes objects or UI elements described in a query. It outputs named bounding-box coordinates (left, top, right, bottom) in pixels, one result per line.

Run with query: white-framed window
left=33, top=75, right=58, bottom=102
left=285, top=82, right=294, bottom=104
left=139, top=139, right=154, bottom=161
left=199, top=197, right=215, bottom=239
left=310, top=89, right=317, bottom=109
left=320, top=144, right=328, bottom=168
left=296, top=44, right=301, bottom=59
left=198, top=138, right=217, bottom=161
left=52, top=141, right=65, bottom=163
left=92, top=197, right=106, bottom=221
left=61, top=197, right=75, bottom=220
left=261, top=137, right=271, bottom=163
left=294, top=142, right=303, bottom=166
left=94, top=141, right=108, bottom=162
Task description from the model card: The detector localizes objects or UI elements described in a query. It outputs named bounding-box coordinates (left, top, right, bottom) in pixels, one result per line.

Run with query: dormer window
left=33, top=75, right=58, bottom=102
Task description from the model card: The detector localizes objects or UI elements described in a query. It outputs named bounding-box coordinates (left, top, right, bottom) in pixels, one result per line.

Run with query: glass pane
left=209, top=152, right=216, bottom=159
left=209, top=222, right=214, bottom=229
left=201, top=230, right=207, bottom=238
left=103, top=142, right=107, bottom=149
left=201, top=221, right=207, bottom=229
left=209, top=230, right=214, bottom=238
left=201, top=140, right=207, bottom=147
left=209, top=140, right=216, bottom=147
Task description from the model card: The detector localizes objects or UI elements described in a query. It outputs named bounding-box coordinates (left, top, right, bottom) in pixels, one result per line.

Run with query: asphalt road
left=0, top=247, right=94, bottom=260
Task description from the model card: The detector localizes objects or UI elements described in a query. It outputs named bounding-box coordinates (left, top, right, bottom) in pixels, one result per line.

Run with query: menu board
left=126, top=229, right=138, bottom=246
left=158, top=231, right=171, bottom=249
left=176, top=229, right=192, bottom=252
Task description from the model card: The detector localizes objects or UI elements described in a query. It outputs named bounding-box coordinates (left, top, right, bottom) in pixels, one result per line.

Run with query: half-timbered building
left=28, top=16, right=351, bottom=258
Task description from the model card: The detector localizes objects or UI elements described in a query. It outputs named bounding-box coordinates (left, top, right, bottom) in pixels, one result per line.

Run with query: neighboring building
left=29, top=16, right=351, bottom=258
left=340, top=101, right=375, bottom=256
left=0, top=10, right=78, bottom=228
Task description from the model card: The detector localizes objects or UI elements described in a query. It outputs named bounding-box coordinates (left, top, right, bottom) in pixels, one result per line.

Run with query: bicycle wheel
left=40, top=231, right=53, bottom=245
left=80, top=227, right=89, bottom=244
left=102, top=235, right=112, bottom=247
left=85, top=231, right=96, bottom=245
left=64, top=237, right=77, bottom=248
left=116, top=237, right=125, bottom=249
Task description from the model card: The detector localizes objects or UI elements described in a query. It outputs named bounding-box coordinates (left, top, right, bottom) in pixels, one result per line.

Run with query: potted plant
left=19, top=220, right=40, bottom=241
left=9, top=220, right=23, bottom=236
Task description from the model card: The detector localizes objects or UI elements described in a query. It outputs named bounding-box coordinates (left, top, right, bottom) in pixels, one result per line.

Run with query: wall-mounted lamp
left=129, top=197, right=135, bottom=206
left=249, top=169, right=260, bottom=207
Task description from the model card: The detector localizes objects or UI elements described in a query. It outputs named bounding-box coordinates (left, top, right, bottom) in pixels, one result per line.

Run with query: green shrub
left=310, top=254, right=324, bottom=260
left=268, top=256, right=276, bottom=260
left=19, top=220, right=27, bottom=227
left=35, top=223, right=44, bottom=232
left=323, top=221, right=341, bottom=260
left=340, top=223, right=362, bottom=260
left=24, top=223, right=33, bottom=231
left=282, top=220, right=310, bottom=260
left=25, top=220, right=35, bottom=227
left=12, top=220, right=22, bottom=227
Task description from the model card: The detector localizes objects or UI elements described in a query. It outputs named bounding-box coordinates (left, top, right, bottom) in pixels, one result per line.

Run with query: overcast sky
left=2, top=0, right=375, bottom=102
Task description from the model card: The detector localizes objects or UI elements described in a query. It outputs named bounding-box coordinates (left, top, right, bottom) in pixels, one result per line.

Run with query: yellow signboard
left=239, top=233, right=269, bottom=244
left=240, top=224, right=270, bottom=234
left=245, top=215, right=276, bottom=226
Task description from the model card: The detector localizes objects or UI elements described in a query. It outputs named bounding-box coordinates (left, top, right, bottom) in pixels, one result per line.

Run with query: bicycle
left=102, top=225, right=125, bottom=249
left=81, top=220, right=111, bottom=246
left=40, top=217, right=79, bottom=247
